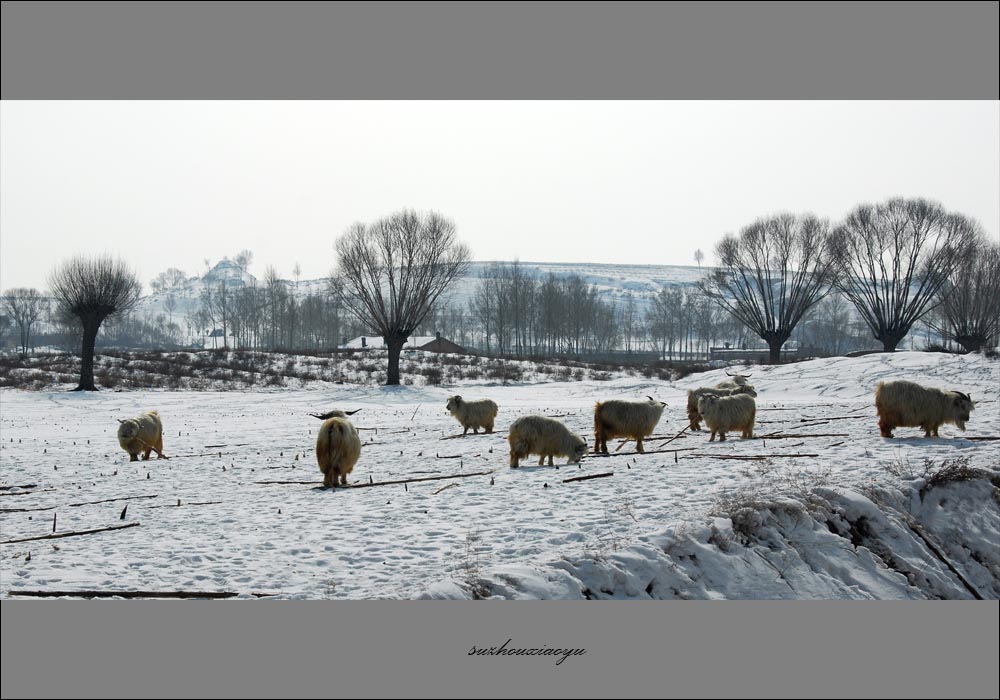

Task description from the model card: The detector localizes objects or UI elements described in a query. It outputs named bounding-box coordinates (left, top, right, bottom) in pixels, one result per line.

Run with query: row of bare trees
left=465, top=267, right=776, bottom=361
left=10, top=199, right=998, bottom=390
left=701, top=198, right=999, bottom=362
left=194, top=277, right=361, bottom=352
left=468, top=263, right=620, bottom=357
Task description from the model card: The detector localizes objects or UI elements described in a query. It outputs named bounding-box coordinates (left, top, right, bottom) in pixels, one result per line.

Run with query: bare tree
left=700, top=213, right=836, bottom=363
left=811, top=293, right=855, bottom=356
left=2, top=288, right=46, bottom=356
left=621, top=292, right=637, bottom=353
left=164, top=293, right=177, bottom=325
left=927, top=236, right=1000, bottom=353
left=830, top=198, right=980, bottom=352
left=263, top=266, right=284, bottom=348
left=646, top=288, right=681, bottom=360
left=470, top=264, right=498, bottom=354
left=234, top=250, right=254, bottom=276
left=694, top=249, right=704, bottom=269
left=335, top=209, right=471, bottom=385
left=49, top=256, right=142, bottom=390
left=149, top=267, right=187, bottom=293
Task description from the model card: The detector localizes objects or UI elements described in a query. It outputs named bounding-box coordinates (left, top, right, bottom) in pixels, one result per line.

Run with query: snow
left=0, top=351, right=997, bottom=599
left=340, top=336, right=439, bottom=350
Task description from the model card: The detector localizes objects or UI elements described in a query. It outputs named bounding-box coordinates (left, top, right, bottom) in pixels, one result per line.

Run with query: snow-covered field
left=1, top=352, right=997, bottom=599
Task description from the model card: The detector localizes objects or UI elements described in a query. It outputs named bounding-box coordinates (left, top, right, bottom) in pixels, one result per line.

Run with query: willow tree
left=700, top=213, right=836, bottom=363
left=335, top=210, right=471, bottom=385
left=829, top=198, right=979, bottom=352
left=49, top=255, right=142, bottom=391
left=928, top=236, right=1000, bottom=353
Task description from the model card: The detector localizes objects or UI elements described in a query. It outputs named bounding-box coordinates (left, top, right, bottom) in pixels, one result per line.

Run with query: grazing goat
left=508, top=415, right=587, bottom=468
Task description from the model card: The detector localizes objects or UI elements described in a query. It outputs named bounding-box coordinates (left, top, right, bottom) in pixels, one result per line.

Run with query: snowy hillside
left=0, top=351, right=997, bottom=599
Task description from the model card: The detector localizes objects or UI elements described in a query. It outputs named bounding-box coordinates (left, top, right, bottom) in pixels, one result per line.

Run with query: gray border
left=2, top=1, right=999, bottom=698
left=2, top=602, right=998, bottom=698
left=1, top=1, right=998, bottom=99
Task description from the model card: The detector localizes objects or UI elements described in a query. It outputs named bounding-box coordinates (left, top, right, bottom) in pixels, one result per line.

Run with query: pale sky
left=1, top=101, right=997, bottom=292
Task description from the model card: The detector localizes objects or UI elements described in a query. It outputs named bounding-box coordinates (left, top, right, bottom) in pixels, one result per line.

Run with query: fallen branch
left=147, top=500, right=223, bottom=509
left=158, top=452, right=232, bottom=460
left=436, top=454, right=463, bottom=459
left=965, top=436, right=1000, bottom=441
left=653, top=426, right=690, bottom=447
left=410, top=405, right=420, bottom=421
left=7, top=589, right=276, bottom=600
left=0, top=494, right=158, bottom=514
left=801, top=415, right=868, bottom=422
left=761, top=424, right=832, bottom=437
left=0, top=489, right=57, bottom=498
left=433, top=483, right=460, bottom=495
left=440, top=432, right=505, bottom=440
left=0, top=484, right=37, bottom=491
left=587, top=447, right=697, bottom=459
left=687, top=453, right=819, bottom=460
left=906, top=521, right=984, bottom=600
left=688, top=454, right=766, bottom=461
left=71, top=495, right=156, bottom=508
left=759, top=433, right=849, bottom=439
left=623, top=432, right=687, bottom=443
left=563, top=472, right=614, bottom=483
left=133, top=437, right=168, bottom=460
left=204, top=443, right=252, bottom=449
left=255, top=469, right=496, bottom=489
left=793, top=420, right=830, bottom=428
left=1, top=522, right=140, bottom=545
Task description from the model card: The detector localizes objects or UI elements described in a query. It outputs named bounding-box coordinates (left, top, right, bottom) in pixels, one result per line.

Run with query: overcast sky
left=1, top=100, right=997, bottom=292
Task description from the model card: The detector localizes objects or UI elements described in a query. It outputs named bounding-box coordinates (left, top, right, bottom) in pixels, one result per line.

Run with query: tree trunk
left=767, top=337, right=784, bottom=364
left=955, top=335, right=984, bottom=353
left=763, top=331, right=789, bottom=364
left=385, top=335, right=406, bottom=385
left=75, top=316, right=102, bottom=391
left=879, top=329, right=906, bottom=353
